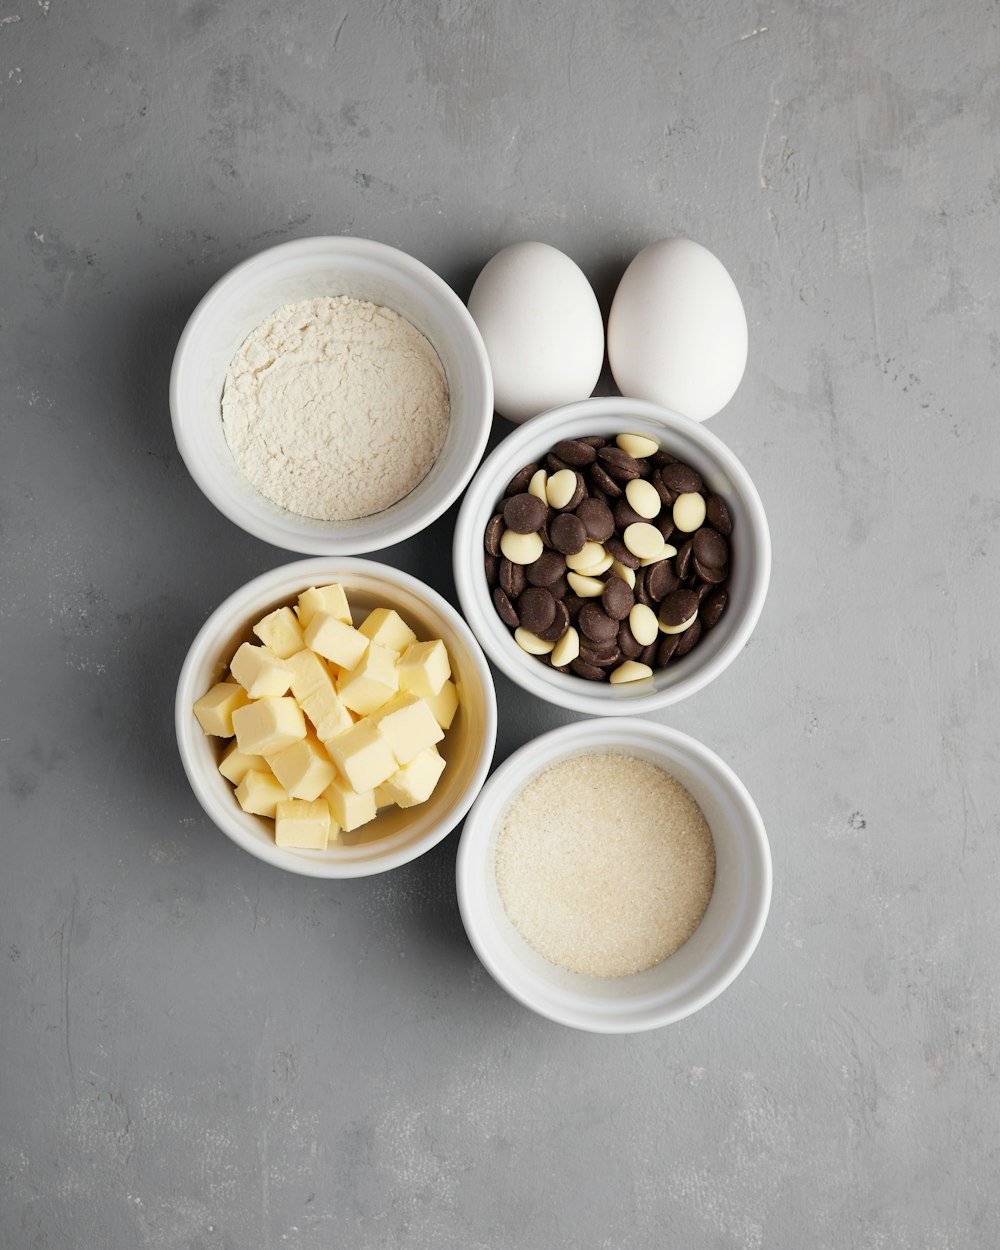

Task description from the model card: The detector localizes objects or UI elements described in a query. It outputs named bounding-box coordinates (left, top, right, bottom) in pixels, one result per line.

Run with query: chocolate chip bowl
left=453, top=398, right=770, bottom=716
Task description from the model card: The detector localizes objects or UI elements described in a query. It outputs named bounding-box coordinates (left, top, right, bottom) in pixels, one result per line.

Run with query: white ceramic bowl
left=176, top=558, right=497, bottom=877
left=453, top=397, right=770, bottom=716
left=456, top=719, right=771, bottom=1032
left=170, top=236, right=494, bottom=555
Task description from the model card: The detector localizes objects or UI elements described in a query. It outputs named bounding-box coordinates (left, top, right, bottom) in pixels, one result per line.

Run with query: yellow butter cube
left=396, top=639, right=451, bottom=698
left=324, top=720, right=397, bottom=793
left=193, top=681, right=249, bottom=736
left=235, top=768, right=288, bottom=818
left=275, top=798, right=334, bottom=850
left=287, top=650, right=352, bottom=739
left=218, top=741, right=268, bottom=784
left=252, top=606, right=305, bottom=660
left=230, top=642, right=293, bottom=698
left=358, top=607, right=417, bottom=655
left=296, top=583, right=352, bottom=628
left=267, top=734, right=337, bottom=802
left=381, top=746, right=446, bottom=808
left=424, top=679, right=459, bottom=731
left=323, top=774, right=378, bottom=832
left=304, top=613, right=369, bottom=670
left=337, top=643, right=399, bottom=716
left=369, top=693, right=444, bottom=766
left=373, top=783, right=395, bottom=809
left=232, top=697, right=306, bottom=756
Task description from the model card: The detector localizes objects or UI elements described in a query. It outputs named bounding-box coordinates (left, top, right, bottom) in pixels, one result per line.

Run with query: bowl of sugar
left=456, top=718, right=770, bottom=1032
left=171, top=236, right=494, bottom=555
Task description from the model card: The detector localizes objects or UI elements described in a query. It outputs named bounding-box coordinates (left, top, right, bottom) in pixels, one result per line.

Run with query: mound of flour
left=222, top=296, right=450, bottom=521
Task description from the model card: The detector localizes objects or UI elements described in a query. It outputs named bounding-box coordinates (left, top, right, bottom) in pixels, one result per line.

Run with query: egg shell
left=607, top=238, right=748, bottom=422
left=467, top=242, right=605, bottom=425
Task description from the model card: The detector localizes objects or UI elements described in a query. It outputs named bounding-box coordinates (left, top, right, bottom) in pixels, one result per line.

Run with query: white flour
left=222, top=296, right=450, bottom=521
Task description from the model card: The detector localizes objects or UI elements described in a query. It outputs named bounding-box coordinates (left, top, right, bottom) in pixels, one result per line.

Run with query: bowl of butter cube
left=176, top=558, right=498, bottom=877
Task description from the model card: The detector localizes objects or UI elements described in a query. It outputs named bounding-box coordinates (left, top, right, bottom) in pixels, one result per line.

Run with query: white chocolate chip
left=609, top=660, right=653, bottom=684
left=628, top=603, right=659, bottom=646
left=625, top=478, right=661, bottom=520
left=566, top=571, right=606, bottom=597
left=576, top=552, right=614, bottom=577
left=611, top=560, right=636, bottom=589
left=551, top=626, right=580, bottom=667
left=623, top=522, right=665, bottom=560
left=658, top=608, right=698, bottom=635
left=672, top=491, right=707, bottom=533
left=528, top=469, right=549, bottom=503
left=565, top=541, right=606, bottom=572
left=500, top=528, right=544, bottom=565
left=616, top=433, right=659, bottom=459
left=514, top=627, right=555, bottom=655
left=546, top=468, right=578, bottom=509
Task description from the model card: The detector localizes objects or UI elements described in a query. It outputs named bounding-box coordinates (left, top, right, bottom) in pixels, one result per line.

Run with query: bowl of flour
left=170, top=237, right=494, bottom=554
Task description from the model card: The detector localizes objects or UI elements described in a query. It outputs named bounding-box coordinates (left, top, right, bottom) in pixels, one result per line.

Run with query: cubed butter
left=218, top=741, right=268, bottom=785
left=324, top=719, right=397, bottom=794
left=230, top=642, right=293, bottom=698
left=396, top=639, right=451, bottom=698
left=369, top=693, right=443, bottom=766
left=337, top=642, right=398, bottom=716
left=252, top=606, right=305, bottom=660
left=275, top=798, right=333, bottom=850
left=304, top=613, right=369, bottom=670
left=232, top=697, right=307, bottom=756
left=267, top=734, right=338, bottom=802
left=235, top=768, right=288, bottom=819
left=358, top=607, right=417, bottom=655
left=296, top=583, right=352, bottom=628
left=381, top=746, right=446, bottom=808
left=287, top=649, right=353, bottom=739
left=323, top=773, right=378, bottom=832
left=193, top=681, right=249, bottom=736
left=373, top=783, right=395, bottom=809
left=424, top=679, right=459, bottom=731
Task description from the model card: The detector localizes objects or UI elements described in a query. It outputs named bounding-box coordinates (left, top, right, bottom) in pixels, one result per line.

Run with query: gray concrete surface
left=2, top=2, right=998, bottom=1247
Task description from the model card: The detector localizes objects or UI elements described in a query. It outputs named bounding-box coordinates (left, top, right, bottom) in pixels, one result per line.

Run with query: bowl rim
left=175, top=556, right=499, bottom=878
left=452, top=397, right=771, bottom=715
left=455, top=717, right=772, bottom=1032
left=169, top=235, right=494, bottom=556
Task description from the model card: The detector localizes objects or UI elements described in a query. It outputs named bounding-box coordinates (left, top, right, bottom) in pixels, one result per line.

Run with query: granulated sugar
left=495, top=752, right=716, bottom=977
left=222, top=296, right=449, bottom=521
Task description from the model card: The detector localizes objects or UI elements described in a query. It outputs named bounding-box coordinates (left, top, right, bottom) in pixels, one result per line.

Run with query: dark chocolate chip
left=548, top=574, right=570, bottom=600
left=696, top=580, right=715, bottom=605
left=563, top=471, right=588, bottom=511
left=614, top=498, right=645, bottom=530
left=526, top=551, right=566, bottom=587
left=517, top=587, right=557, bottom=633
left=602, top=576, right=634, bottom=621
left=659, top=462, right=703, bottom=494
left=500, top=557, right=527, bottom=598
left=646, top=559, right=679, bottom=601
left=617, top=621, right=643, bottom=659
left=674, top=617, right=703, bottom=657
left=502, top=492, right=547, bottom=534
left=485, top=514, right=504, bottom=557
left=492, top=586, right=519, bottom=627
left=693, top=527, right=728, bottom=568
left=485, top=553, right=500, bottom=587
left=579, top=435, right=607, bottom=448
left=693, top=557, right=729, bottom=585
left=659, top=588, right=699, bottom=627
left=633, top=566, right=654, bottom=609
left=651, top=449, right=678, bottom=467
left=578, top=602, right=618, bottom=643
left=675, top=538, right=694, bottom=579
left=705, top=493, right=732, bottom=536
left=656, top=633, right=680, bottom=666
left=580, top=642, right=621, bottom=668
left=553, top=438, right=598, bottom=466
left=656, top=513, right=676, bottom=543
left=563, top=592, right=585, bottom=622
left=652, top=469, right=677, bottom=507
left=589, top=462, right=623, bottom=498
left=536, top=599, right=570, bottom=642
left=549, top=512, right=587, bottom=555
left=597, top=446, right=642, bottom=481
left=635, top=456, right=654, bottom=477
left=700, top=589, right=728, bottom=630
left=575, top=497, right=615, bottom=542
left=638, top=642, right=658, bottom=667
left=504, top=463, right=538, bottom=496
left=605, top=537, right=639, bottom=569
left=571, top=658, right=606, bottom=681
left=546, top=453, right=571, bottom=475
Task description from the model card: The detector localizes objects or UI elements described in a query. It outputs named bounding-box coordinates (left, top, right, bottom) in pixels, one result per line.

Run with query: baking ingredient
left=607, top=238, right=747, bottom=422
left=495, top=753, right=715, bottom=977
left=195, top=583, right=458, bottom=849
left=467, top=242, right=604, bottom=425
left=222, top=297, right=449, bottom=520
left=484, top=433, right=732, bottom=680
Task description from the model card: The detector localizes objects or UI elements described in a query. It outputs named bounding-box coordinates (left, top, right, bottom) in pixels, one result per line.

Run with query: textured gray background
left=2, top=1, right=998, bottom=1247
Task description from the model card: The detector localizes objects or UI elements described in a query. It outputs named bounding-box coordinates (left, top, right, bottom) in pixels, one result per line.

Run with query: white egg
left=607, top=237, right=747, bottom=422
left=467, top=242, right=604, bottom=425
